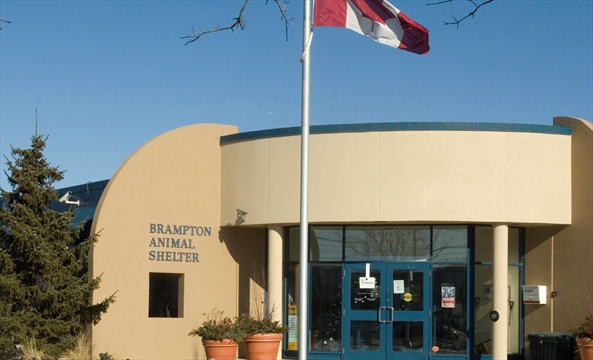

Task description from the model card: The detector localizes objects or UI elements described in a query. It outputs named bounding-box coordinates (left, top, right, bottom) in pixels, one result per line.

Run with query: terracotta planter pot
left=243, top=333, right=284, bottom=360
left=202, top=338, right=239, bottom=360
left=577, top=338, right=593, bottom=360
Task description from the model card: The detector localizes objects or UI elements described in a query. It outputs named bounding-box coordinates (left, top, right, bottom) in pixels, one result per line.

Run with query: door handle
left=387, top=306, right=394, bottom=323
left=379, top=306, right=395, bottom=323
left=379, top=306, right=388, bottom=323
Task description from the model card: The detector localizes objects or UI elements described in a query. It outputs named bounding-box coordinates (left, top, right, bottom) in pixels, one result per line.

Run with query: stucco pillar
left=492, top=224, right=509, bottom=360
left=268, top=225, right=284, bottom=359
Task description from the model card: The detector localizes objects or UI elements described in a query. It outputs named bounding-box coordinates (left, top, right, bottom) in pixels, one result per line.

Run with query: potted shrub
left=236, top=312, right=288, bottom=360
left=570, top=311, right=593, bottom=360
left=189, top=309, right=246, bottom=360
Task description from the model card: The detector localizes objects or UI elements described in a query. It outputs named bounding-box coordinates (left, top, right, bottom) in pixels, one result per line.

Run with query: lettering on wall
left=148, top=223, right=210, bottom=263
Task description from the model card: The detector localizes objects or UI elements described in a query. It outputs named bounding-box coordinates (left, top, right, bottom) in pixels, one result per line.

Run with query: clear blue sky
left=1, top=0, right=592, bottom=188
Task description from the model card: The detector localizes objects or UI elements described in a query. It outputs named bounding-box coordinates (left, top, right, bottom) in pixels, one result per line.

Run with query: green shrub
left=235, top=313, right=288, bottom=335
left=188, top=309, right=245, bottom=342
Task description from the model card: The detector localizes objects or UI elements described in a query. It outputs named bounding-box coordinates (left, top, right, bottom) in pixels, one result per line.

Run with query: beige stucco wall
left=86, top=118, right=590, bottom=359
left=524, top=117, right=593, bottom=357
left=221, top=128, right=572, bottom=226
left=89, top=124, right=267, bottom=360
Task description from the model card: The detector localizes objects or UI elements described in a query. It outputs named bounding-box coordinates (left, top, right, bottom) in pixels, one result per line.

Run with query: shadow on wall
left=523, top=224, right=567, bottom=358
left=525, top=225, right=566, bottom=254
left=219, top=226, right=268, bottom=357
left=219, top=225, right=267, bottom=313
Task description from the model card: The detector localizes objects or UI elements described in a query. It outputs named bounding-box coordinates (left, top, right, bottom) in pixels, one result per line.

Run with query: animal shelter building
left=56, top=116, right=592, bottom=360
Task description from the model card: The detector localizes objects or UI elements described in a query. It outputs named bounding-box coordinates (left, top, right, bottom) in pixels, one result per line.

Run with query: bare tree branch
left=269, top=0, right=293, bottom=41
left=0, top=18, right=11, bottom=30
left=427, top=0, right=494, bottom=28
left=182, top=0, right=250, bottom=45
left=184, top=0, right=491, bottom=44
left=183, top=0, right=293, bottom=45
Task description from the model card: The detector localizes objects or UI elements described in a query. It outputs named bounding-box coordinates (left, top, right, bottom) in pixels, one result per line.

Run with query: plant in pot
left=569, top=311, right=593, bottom=360
left=236, top=311, right=288, bottom=360
left=189, top=309, right=246, bottom=360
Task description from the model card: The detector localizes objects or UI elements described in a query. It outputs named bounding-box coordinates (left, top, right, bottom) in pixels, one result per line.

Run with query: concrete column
left=268, top=225, right=284, bottom=359
left=492, top=224, right=509, bottom=360
left=268, top=225, right=283, bottom=319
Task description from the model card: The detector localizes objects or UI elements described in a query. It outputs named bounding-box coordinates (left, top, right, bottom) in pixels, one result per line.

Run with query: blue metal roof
left=52, top=179, right=108, bottom=212
left=72, top=206, right=96, bottom=226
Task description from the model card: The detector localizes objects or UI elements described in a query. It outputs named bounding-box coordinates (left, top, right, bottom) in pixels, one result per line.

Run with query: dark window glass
left=148, top=273, right=183, bottom=318
left=345, top=226, right=430, bottom=261
left=392, top=269, right=424, bottom=311
left=432, top=265, right=467, bottom=354
left=310, top=265, right=342, bottom=351
left=286, top=264, right=299, bottom=351
left=392, top=321, right=423, bottom=351
left=349, top=268, right=381, bottom=311
left=475, top=226, right=520, bottom=263
left=289, top=227, right=344, bottom=262
left=432, top=226, right=467, bottom=262
left=311, top=227, right=343, bottom=261
left=288, top=227, right=300, bottom=262
left=350, top=321, right=381, bottom=351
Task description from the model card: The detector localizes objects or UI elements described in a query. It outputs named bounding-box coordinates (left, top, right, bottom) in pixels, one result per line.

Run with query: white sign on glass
left=393, top=280, right=405, bottom=294
left=359, top=277, right=376, bottom=289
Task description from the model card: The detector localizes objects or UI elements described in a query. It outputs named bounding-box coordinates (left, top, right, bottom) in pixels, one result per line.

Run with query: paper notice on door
left=393, top=280, right=405, bottom=294
left=359, top=277, right=376, bottom=289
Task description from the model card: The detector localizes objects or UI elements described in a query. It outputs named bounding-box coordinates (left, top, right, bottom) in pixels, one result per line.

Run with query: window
left=148, top=273, right=184, bottom=318
left=473, top=226, right=522, bottom=355
left=288, top=226, right=344, bottom=262
left=475, top=226, right=520, bottom=263
left=345, top=226, right=430, bottom=261
left=432, top=226, right=468, bottom=262
left=310, top=265, right=342, bottom=351
left=432, top=265, right=468, bottom=354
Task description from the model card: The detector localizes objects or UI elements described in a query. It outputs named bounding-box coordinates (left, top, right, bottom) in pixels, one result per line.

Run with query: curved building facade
left=77, top=117, right=591, bottom=360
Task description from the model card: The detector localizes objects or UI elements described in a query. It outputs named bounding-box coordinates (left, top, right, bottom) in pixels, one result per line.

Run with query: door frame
left=342, top=262, right=431, bottom=360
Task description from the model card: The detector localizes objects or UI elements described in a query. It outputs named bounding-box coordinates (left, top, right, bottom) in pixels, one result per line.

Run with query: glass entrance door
left=343, top=263, right=430, bottom=360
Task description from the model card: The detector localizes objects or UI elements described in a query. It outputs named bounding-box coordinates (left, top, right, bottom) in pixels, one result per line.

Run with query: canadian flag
left=313, top=0, right=429, bottom=55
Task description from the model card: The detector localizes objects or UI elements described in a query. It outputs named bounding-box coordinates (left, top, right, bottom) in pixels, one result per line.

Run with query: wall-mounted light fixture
left=236, top=209, right=247, bottom=221
left=59, top=191, right=80, bottom=206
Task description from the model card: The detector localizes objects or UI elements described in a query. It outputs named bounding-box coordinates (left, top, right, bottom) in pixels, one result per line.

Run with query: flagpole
left=298, top=0, right=311, bottom=359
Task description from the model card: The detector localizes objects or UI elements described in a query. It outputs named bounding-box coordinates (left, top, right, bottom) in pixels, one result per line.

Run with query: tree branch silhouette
left=0, top=18, right=11, bottom=30
left=183, top=0, right=293, bottom=45
left=427, top=0, right=494, bottom=28
left=183, top=0, right=492, bottom=44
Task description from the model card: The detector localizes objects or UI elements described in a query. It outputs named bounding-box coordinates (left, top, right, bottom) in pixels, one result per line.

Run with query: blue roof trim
left=220, top=122, right=572, bottom=144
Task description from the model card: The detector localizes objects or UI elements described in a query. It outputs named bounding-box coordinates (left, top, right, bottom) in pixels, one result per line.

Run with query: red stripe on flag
left=313, top=0, right=348, bottom=27
left=396, top=11, right=430, bottom=54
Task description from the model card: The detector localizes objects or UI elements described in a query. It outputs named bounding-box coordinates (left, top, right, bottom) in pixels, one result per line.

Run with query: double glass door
left=343, top=263, right=430, bottom=360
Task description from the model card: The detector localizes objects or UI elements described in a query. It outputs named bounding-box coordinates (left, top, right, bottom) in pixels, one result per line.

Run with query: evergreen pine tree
left=0, top=135, right=114, bottom=358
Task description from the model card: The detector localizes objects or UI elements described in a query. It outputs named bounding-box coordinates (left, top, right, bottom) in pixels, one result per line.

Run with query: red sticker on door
left=432, top=346, right=440, bottom=352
